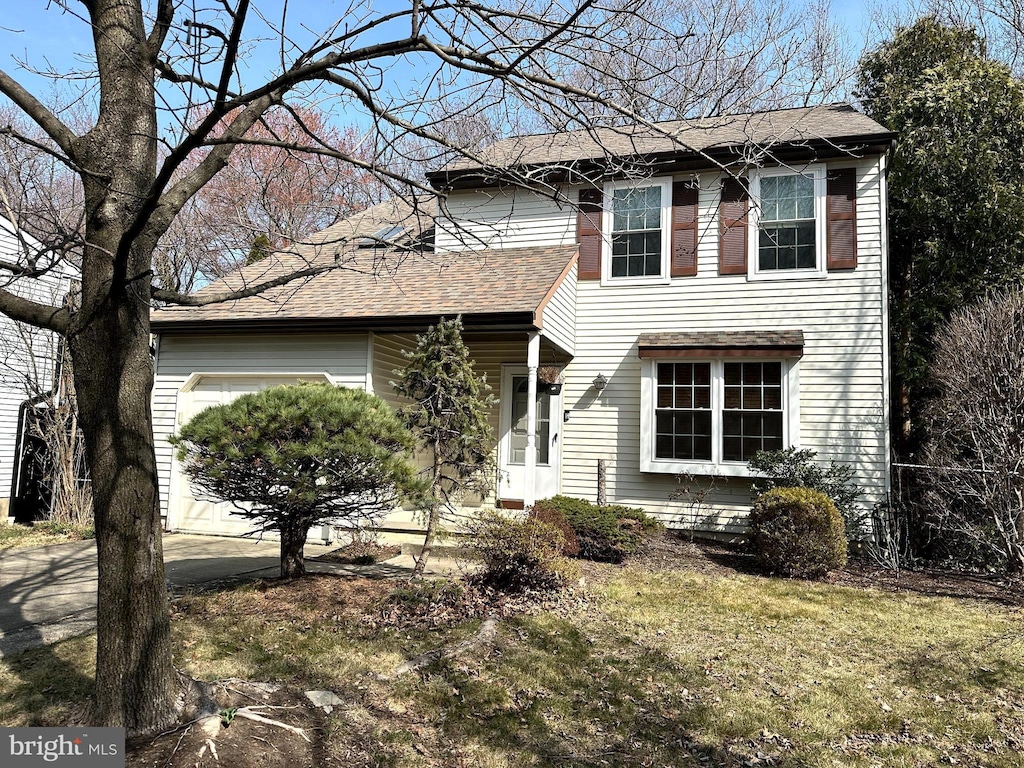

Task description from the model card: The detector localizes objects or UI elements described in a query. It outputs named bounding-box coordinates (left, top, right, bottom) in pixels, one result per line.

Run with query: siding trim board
left=639, top=347, right=803, bottom=359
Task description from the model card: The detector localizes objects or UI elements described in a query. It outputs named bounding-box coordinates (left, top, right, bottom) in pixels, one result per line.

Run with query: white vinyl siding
left=152, top=333, right=369, bottom=528
left=558, top=157, right=888, bottom=532
left=539, top=261, right=577, bottom=356
left=435, top=188, right=577, bottom=252
left=0, top=220, right=69, bottom=506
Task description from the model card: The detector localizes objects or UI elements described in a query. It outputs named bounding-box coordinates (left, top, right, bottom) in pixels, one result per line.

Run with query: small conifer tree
left=171, top=383, right=420, bottom=577
left=394, top=316, right=496, bottom=576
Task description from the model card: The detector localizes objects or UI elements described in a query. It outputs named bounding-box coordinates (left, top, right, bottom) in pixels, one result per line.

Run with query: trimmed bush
left=537, top=495, right=661, bottom=563
left=468, top=510, right=577, bottom=591
left=748, top=448, right=865, bottom=539
left=529, top=502, right=580, bottom=557
left=749, top=487, right=848, bottom=578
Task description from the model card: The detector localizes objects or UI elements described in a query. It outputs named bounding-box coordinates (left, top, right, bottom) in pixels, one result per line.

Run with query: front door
left=498, top=366, right=561, bottom=504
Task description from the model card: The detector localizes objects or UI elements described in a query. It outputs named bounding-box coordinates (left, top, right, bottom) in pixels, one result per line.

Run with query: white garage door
left=172, top=374, right=330, bottom=536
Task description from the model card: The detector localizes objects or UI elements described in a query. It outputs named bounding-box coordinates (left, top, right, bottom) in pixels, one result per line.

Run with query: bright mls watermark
left=2, top=728, right=124, bottom=767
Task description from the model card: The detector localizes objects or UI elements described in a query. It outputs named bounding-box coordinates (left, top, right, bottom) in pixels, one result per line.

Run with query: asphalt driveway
left=0, top=533, right=445, bottom=657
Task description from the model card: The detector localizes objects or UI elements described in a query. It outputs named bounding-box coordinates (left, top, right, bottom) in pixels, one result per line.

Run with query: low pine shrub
left=468, top=510, right=577, bottom=591
left=537, top=495, right=661, bottom=563
left=749, top=487, right=848, bottom=578
left=529, top=501, right=580, bottom=557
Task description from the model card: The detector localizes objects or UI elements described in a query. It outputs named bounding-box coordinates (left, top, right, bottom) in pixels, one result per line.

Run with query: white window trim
left=640, top=357, right=801, bottom=477
left=747, top=164, right=828, bottom=281
left=601, top=176, right=674, bottom=286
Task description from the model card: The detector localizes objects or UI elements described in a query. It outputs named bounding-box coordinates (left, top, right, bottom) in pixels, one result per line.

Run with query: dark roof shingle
left=431, top=104, right=893, bottom=183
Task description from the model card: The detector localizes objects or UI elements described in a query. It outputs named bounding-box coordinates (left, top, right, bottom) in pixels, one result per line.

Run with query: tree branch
left=0, top=287, right=69, bottom=334
left=150, top=259, right=367, bottom=306
left=0, top=69, right=78, bottom=159
left=146, top=0, right=175, bottom=54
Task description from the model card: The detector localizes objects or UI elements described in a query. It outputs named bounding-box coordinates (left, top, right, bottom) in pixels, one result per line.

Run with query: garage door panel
left=173, top=374, right=328, bottom=536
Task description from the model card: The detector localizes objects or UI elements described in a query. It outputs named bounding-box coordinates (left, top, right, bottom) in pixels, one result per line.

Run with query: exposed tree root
left=393, top=615, right=499, bottom=676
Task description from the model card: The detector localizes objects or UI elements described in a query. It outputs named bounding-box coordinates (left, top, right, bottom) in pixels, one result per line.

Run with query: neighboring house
left=151, top=103, right=895, bottom=540
left=0, top=217, right=72, bottom=520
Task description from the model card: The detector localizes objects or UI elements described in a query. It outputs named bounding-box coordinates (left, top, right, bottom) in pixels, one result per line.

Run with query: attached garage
left=151, top=332, right=372, bottom=536
left=169, top=373, right=334, bottom=535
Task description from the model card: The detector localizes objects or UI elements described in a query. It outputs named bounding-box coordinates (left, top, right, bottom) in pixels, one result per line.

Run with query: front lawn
left=0, top=521, right=95, bottom=549
left=1, top=537, right=1021, bottom=767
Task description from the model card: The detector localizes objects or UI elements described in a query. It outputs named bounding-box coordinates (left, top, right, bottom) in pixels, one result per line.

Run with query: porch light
left=592, top=373, right=608, bottom=391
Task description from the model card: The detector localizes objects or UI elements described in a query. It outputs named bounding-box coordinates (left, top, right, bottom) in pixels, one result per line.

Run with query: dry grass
left=1, top=556, right=1022, bottom=767
left=0, top=521, right=95, bottom=549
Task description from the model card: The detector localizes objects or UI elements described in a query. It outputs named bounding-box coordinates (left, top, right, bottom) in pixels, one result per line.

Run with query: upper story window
left=611, top=186, right=662, bottom=278
left=748, top=165, right=827, bottom=280
left=602, top=177, right=673, bottom=285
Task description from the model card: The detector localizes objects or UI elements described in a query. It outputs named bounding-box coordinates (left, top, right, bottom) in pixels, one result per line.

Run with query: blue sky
left=0, top=0, right=917, bottom=119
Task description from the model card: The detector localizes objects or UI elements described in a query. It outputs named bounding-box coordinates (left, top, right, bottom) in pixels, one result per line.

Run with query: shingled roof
left=429, top=104, right=894, bottom=187
left=151, top=242, right=578, bottom=332
left=637, top=330, right=805, bottom=358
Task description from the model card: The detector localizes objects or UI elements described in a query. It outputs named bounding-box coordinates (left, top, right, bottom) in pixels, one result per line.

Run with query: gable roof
left=429, top=104, right=894, bottom=188
left=150, top=242, right=577, bottom=333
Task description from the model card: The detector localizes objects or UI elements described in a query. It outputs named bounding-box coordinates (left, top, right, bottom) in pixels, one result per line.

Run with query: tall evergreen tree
left=857, top=17, right=1024, bottom=456
left=394, top=317, right=496, bottom=577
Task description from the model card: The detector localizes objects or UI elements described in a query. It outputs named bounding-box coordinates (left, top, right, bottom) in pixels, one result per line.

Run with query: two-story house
left=151, top=103, right=894, bottom=540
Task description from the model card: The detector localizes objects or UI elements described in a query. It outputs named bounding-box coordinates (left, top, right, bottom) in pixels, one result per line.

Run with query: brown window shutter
left=671, top=181, right=699, bottom=277
left=719, top=177, right=748, bottom=275
left=577, top=187, right=603, bottom=280
left=826, top=168, right=857, bottom=270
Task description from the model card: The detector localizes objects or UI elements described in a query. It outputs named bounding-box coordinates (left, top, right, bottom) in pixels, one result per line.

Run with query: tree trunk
left=280, top=520, right=309, bottom=578
left=70, top=298, right=179, bottom=734
left=412, top=452, right=444, bottom=578
left=62, top=1, right=182, bottom=733
left=413, top=501, right=442, bottom=578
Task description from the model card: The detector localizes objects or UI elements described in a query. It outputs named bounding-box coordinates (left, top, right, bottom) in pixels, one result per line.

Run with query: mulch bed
left=632, top=530, right=1024, bottom=606
left=312, top=541, right=401, bottom=565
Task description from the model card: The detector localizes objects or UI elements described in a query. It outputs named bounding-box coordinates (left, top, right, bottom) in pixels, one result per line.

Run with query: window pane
left=724, top=386, right=741, bottom=409
left=658, top=365, right=674, bottom=385
left=656, top=434, right=673, bottom=457
left=694, top=364, right=711, bottom=385
left=658, top=386, right=673, bottom=408
left=724, top=363, right=741, bottom=386
left=656, top=411, right=673, bottom=435
left=742, top=387, right=762, bottom=409
left=611, top=255, right=627, bottom=277
left=763, top=386, right=782, bottom=410
left=723, top=435, right=742, bottom=462
left=694, top=385, right=711, bottom=409
left=742, top=363, right=762, bottom=384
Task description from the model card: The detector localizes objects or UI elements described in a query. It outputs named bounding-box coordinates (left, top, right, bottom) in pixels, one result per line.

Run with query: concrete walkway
left=0, top=533, right=463, bottom=658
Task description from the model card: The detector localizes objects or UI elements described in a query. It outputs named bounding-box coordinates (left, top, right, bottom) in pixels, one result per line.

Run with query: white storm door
left=498, top=366, right=561, bottom=503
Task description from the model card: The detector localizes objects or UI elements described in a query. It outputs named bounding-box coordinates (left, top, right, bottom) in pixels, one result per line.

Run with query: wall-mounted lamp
left=592, top=373, right=608, bottom=392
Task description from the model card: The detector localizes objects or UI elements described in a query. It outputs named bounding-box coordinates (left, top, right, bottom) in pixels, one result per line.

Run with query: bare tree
left=0, top=0, right=850, bottom=734
left=154, top=108, right=388, bottom=292
left=921, top=289, right=1024, bottom=574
